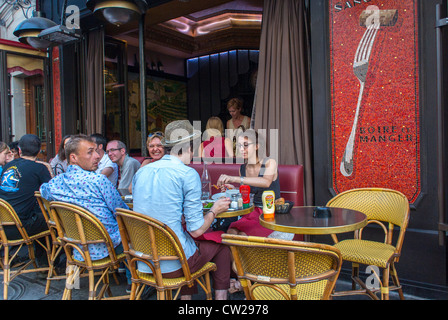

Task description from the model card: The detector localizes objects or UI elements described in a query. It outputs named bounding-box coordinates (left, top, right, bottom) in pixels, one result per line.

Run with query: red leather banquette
left=132, top=157, right=304, bottom=207
left=188, top=162, right=304, bottom=206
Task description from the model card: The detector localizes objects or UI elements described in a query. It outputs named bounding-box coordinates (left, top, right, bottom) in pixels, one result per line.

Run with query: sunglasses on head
left=148, top=131, right=164, bottom=138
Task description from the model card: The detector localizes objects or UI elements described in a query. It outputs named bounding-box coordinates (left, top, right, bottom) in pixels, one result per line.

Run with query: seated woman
left=198, top=117, right=233, bottom=160
left=140, top=131, right=165, bottom=167
left=226, top=97, right=251, bottom=131
left=216, top=129, right=291, bottom=238
left=50, top=135, right=71, bottom=175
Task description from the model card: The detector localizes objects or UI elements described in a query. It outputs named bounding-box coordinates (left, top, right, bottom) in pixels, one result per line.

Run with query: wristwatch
left=240, top=176, right=244, bottom=185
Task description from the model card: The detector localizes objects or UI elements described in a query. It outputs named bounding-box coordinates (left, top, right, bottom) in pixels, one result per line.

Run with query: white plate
left=211, top=192, right=226, bottom=200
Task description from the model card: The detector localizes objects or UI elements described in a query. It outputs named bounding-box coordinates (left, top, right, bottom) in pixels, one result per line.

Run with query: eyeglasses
left=106, top=148, right=123, bottom=154
left=148, top=131, right=164, bottom=138
left=237, top=142, right=255, bottom=149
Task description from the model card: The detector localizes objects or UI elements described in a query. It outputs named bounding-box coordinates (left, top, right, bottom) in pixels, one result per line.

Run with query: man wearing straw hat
left=132, top=120, right=232, bottom=300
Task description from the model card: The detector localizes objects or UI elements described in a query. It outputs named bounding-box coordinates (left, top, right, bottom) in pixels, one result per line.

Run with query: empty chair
left=326, top=187, right=410, bottom=300
left=0, top=198, right=51, bottom=300
left=115, top=208, right=217, bottom=300
left=221, top=234, right=342, bottom=300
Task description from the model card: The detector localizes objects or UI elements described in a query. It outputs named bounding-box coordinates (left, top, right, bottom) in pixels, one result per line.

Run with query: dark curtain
left=252, top=0, right=313, bottom=205
left=85, top=28, right=104, bottom=135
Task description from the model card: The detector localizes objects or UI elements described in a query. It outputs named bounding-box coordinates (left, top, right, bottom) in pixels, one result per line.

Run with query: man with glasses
left=106, top=140, right=141, bottom=190
left=90, top=134, right=119, bottom=187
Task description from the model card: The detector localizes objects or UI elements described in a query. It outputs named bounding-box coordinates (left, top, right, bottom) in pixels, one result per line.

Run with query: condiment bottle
left=262, top=190, right=275, bottom=219
left=231, top=194, right=238, bottom=209
left=237, top=193, right=243, bottom=210
left=239, top=185, right=251, bottom=208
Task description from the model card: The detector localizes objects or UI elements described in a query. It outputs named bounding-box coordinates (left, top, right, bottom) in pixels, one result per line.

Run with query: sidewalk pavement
left=2, top=268, right=444, bottom=300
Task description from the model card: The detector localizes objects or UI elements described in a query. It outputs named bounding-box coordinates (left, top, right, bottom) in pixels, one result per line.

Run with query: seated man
left=132, top=120, right=231, bottom=300
left=106, top=140, right=141, bottom=190
left=40, top=134, right=129, bottom=263
left=0, top=134, right=51, bottom=242
left=90, top=133, right=119, bottom=187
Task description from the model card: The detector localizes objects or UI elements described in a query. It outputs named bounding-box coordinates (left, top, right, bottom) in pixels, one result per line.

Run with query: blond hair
left=204, top=117, right=224, bottom=139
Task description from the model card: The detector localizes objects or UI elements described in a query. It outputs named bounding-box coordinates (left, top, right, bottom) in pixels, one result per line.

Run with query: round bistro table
left=259, top=206, right=367, bottom=237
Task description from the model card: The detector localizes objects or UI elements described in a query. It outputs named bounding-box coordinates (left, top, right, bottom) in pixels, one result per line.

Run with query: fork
left=340, top=21, right=380, bottom=177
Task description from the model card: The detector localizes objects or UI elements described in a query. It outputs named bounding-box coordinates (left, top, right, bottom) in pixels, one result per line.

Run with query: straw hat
left=161, top=120, right=201, bottom=147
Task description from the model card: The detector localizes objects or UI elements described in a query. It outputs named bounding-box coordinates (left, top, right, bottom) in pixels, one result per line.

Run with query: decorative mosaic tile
left=329, top=0, right=420, bottom=203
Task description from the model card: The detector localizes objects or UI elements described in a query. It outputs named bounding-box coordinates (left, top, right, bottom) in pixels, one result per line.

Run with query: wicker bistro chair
left=325, top=188, right=410, bottom=300
left=0, top=198, right=51, bottom=300
left=35, top=191, right=67, bottom=294
left=221, top=234, right=342, bottom=300
left=115, top=208, right=217, bottom=300
left=49, top=201, right=128, bottom=300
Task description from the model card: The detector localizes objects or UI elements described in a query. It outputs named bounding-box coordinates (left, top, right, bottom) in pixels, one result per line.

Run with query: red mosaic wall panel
left=52, top=46, right=62, bottom=152
left=329, top=0, right=420, bottom=203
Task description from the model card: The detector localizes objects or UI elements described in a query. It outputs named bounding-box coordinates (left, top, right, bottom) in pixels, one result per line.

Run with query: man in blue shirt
left=40, top=134, right=129, bottom=262
left=132, top=120, right=231, bottom=300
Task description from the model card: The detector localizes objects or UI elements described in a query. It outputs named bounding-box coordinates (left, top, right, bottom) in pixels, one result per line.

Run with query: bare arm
left=189, top=198, right=230, bottom=238
left=217, top=159, right=278, bottom=189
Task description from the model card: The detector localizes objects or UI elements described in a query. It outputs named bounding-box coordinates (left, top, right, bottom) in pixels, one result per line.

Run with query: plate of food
left=211, top=193, right=227, bottom=200
left=202, top=200, right=214, bottom=212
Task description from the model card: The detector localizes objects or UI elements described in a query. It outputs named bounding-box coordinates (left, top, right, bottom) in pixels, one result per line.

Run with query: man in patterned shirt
left=40, top=134, right=129, bottom=262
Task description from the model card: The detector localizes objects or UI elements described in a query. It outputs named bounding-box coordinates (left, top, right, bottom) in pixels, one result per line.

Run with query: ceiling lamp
left=86, top=0, right=148, bottom=27
left=13, top=13, right=58, bottom=49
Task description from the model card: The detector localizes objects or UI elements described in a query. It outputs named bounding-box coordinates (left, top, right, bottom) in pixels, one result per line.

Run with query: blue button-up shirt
left=132, top=155, right=204, bottom=274
left=40, top=165, right=128, bottom=261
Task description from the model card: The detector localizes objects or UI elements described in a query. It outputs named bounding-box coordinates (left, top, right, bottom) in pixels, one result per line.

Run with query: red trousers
left=163, top=240, right=231, bottom=295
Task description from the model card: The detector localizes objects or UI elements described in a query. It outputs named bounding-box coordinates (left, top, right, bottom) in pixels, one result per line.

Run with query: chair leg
left=351, top=263, right=359, bottom=290
left=204, top=272, right=212, bottom=300
left=390, top=263, right=404, bottom=300
left=63, top=265, right=77, bottom=300
left=130, top=283, right=138, bottom=300
left=381, top=267, right=390, bottom=300
left=2, top=247, right=9, bottom=300
left=45, top=245, right=61, bottom=295
left=88, top=269, right=96, bottom=300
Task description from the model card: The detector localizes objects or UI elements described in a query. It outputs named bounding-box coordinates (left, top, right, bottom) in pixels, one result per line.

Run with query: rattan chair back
left=0, top=198, right=51, bottom=299
left=0, top=198, right=26, bottom=240
left=35, top=192, right=58, bottom=241
left=221, top=234, right=342, bottom=300
left=35, top=192, right=67, bottom=294
left=49, top=201, right=127, bottom=300
left=49, top=201, right=120, bottom=266
left=326, top=188, right=410, bottom=250
left=116, top=208, right=216, bottom=300
left=116, top=208, right=190, bottom=279
left=325, top=188, right=410, bottom=300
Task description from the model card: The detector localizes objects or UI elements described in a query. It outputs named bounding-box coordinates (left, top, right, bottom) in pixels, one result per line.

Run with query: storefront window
left=4, top=52, right=49, bottom=160
left=104, top=39, right=128, bottom=144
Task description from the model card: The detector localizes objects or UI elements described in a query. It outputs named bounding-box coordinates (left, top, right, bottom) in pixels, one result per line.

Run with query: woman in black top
left=217, top=129, right=281, bottom=237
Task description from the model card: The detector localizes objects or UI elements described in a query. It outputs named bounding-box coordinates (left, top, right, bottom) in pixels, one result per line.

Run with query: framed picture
left=128, top=69, right=188, bottom=151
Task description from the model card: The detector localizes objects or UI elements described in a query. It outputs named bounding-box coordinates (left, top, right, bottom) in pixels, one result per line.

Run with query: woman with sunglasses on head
left=216, top=129, right=292, bottom=293
left=216, top=129, right=286, bottom=238
left=140, top=131, right=166, bottom=168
